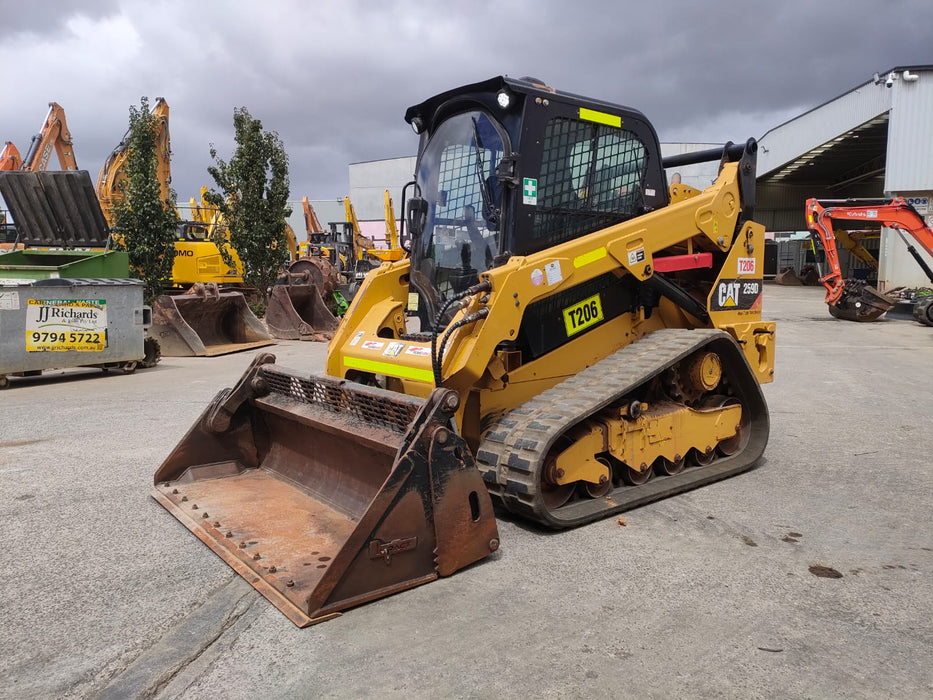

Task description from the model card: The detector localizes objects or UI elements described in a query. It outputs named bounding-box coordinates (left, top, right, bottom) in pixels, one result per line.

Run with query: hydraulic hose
left=430, top=280, right=492, bottom=386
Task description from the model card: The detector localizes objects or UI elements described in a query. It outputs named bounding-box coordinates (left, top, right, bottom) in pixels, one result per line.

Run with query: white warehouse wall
left=881, top=68, right=933, bottom=290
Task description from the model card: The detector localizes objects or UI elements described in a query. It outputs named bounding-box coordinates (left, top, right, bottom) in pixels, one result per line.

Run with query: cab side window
left=532, top=117, right=646, bottom=249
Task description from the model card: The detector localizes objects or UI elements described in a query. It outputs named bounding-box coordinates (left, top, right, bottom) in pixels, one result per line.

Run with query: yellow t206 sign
left=562, top=293, right=604, bottom=337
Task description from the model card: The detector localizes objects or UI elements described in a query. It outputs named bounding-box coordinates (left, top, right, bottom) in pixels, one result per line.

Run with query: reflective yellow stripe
left=574, top=246, right=607, bottom=268
left=344, top=356, right=434, bottom=383
left=579, top=108, right=621, bottom=128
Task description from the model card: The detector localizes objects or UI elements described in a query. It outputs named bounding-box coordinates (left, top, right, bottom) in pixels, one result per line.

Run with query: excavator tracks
left=476, top=329, right=770, bottom=529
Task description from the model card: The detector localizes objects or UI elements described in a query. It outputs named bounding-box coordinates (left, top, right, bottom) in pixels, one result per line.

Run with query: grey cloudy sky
left=1, top=0, right=930, bottom=220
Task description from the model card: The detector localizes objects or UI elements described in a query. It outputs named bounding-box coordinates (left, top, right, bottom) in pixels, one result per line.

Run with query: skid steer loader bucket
left=265, top=278, right=339, bottom=341
left=152, top=354, right=499, bottom=627
left=151, top=283, right=275, bottom=356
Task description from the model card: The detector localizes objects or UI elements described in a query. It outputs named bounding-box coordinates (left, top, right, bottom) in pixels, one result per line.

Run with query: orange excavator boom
left=302, top=196, right=325, bottom=235
left=0, top=142, right=23, bottom=171
left=22, top=102, right=77, bottom=172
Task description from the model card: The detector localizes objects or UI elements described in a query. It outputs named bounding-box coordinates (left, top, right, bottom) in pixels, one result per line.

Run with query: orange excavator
left=805, top=197, right=933, bottom=324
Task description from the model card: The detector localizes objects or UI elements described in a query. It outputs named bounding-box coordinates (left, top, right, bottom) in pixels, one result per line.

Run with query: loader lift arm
left=805, top=197, right=933, bottom=321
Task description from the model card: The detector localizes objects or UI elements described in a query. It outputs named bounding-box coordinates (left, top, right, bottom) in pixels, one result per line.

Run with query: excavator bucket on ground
left=265, top=277, right=339, bottom=341
left=774, top=268, right=803, bottom=286
left=151, top=283, right=274, bottom=356
left=153, top=354, right=499, bottom=626
left=828, top=280, right=895, bottom=322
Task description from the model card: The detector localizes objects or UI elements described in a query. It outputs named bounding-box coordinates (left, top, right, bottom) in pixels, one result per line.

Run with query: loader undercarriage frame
left=477, top=328, right=769, bottom=527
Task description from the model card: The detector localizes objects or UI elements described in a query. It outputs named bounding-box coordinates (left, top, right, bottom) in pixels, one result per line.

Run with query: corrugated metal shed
left=885, top=71, right=933, bottom=191
left=755, top=66, right=933, bottom=288
left=757, top=83, right=892, bottom=179
left=880, top=68, right=933, bottom=288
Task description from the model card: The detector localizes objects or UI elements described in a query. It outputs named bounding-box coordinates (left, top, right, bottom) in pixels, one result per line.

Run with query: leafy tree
left=205, top=107, right=291, bottom=306
left=111, top=96, right=178, bottom=304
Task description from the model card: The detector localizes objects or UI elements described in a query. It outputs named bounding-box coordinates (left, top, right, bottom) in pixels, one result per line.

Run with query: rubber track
left=475, top=328, right=768, bottom=529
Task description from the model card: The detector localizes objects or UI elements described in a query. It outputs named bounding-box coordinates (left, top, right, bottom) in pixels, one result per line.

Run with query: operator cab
left=404, top=75, right=669, bottom=328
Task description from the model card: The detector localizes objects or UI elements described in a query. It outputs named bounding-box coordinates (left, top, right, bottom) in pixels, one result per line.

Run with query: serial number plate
left=26, top=330, right=106, bottom=352
left=562, top=293, right=604, bottom=337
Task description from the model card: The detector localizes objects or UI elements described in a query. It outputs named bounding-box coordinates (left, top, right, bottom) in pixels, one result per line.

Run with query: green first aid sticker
left=523, top=178, right=537, bottom=205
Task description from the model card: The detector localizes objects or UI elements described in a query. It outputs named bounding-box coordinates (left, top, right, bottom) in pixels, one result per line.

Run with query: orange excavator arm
left=22, top=102, right=77, bottom=171
left=806, top=197, right=933, bottom=305
left=302, top=196, right=325, bottom=235
left=0, top=142, right=23, bottom=171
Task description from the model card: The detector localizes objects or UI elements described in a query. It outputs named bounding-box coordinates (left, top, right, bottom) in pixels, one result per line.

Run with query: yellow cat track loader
left=154, top=76, right=775, bottom=626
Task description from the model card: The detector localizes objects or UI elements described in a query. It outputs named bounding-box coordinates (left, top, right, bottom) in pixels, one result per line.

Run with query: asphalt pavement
left=1, top=283, right=931, bottom=699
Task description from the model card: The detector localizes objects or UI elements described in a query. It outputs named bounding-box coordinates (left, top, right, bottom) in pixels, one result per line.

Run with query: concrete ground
left=1, top=283, right=931, bottom=700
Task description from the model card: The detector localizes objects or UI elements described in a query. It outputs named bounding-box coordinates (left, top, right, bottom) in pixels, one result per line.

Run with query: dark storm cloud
left=0, top=0, right=930, bottom=213
left=0, top=0, right=121, bottom=33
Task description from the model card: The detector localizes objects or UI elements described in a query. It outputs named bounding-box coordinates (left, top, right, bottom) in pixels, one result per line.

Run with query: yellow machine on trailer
left=154, top=76, right=775, bottom=626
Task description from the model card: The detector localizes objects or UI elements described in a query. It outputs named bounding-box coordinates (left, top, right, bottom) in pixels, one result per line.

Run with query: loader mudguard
left=153, top=354, right=499, bottom=627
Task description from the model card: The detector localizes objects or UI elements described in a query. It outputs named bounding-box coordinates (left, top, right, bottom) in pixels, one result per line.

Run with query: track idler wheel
left=288, top=256, right=339, bottom=297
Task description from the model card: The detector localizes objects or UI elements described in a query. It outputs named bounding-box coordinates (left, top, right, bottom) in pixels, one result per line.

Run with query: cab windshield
left=411, top=110, right=507, bottom=305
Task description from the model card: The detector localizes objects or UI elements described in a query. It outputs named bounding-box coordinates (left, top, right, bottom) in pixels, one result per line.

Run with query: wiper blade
left=470, top=117, right=498, bottom=228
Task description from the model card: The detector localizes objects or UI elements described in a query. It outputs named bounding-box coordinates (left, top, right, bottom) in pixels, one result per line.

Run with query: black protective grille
left=260, top=366, right=421, bottom=435
left=533, top=118, right=647, bottom=247
left=437, top=145, right=482, bottom=220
